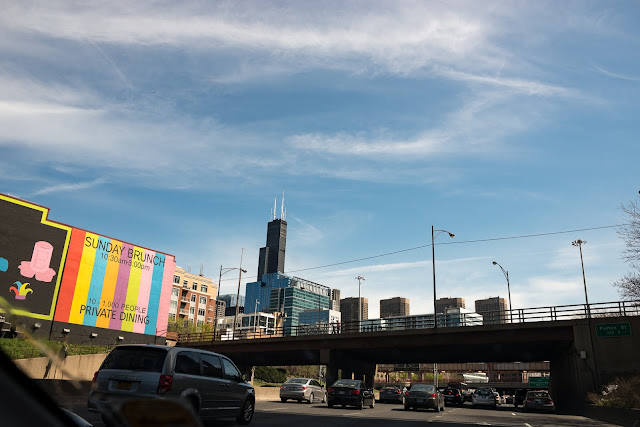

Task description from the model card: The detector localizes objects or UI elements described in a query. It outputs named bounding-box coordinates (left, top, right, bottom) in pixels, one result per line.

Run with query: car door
left=199, top=353, right=225, bottom=416
left=220, top=357, right=246, bottom=414
left=310, top=379, right=323, bottom=401
left=172, top=350, right=203, bottom=400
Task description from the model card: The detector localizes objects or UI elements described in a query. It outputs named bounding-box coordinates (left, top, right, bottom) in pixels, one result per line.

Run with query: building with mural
left=0, top=193, right=176, bottom=345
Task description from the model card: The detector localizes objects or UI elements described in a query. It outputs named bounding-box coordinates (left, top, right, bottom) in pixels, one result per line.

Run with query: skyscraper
left=475, top=297, right=508, bottom=324
left=380, top=297, right=410, bottom=318
left=435, top=297, right=465, bottom=314
left=257, top=197, right=287, bottom=282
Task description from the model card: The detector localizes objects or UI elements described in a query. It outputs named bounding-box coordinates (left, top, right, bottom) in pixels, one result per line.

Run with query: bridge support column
left=353, top=362, right=377, bottom=389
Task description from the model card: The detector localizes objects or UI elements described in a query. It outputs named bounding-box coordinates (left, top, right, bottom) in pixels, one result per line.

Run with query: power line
left=283, top=224, right=622, bottom=274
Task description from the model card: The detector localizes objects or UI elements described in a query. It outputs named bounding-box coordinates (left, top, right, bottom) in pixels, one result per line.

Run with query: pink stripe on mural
left=133, top=250, right=155, bottom=334
left=109, top=242, right=133, bottom=330
left=155, top=255, right=176, bottom=337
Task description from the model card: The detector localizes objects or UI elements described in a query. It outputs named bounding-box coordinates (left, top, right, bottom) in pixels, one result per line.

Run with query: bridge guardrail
left=177, top=300, right=640, bottom=343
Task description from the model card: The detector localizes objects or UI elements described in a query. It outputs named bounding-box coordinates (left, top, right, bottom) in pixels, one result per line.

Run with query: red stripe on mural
left=54, top=229, right=85, bottom=322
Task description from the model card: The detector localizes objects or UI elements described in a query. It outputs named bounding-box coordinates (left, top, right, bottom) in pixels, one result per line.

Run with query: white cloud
left=32, top=177, right=108, bottom=196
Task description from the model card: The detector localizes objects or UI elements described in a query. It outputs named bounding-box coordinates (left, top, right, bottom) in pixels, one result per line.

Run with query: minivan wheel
left=236, top=398, right=255, bottom=425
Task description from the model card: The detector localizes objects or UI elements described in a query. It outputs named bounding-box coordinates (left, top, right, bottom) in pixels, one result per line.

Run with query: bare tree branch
left=614, top=197, right=640, bottom=300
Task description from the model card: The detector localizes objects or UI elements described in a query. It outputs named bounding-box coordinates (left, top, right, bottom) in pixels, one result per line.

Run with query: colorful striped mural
left=54, top=228, right=175, bottom=336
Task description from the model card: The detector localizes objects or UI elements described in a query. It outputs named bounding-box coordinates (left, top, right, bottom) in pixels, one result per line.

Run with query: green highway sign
left=529, top=377, right=549, bottom=387
left=595, top=322, right=632, bottom=337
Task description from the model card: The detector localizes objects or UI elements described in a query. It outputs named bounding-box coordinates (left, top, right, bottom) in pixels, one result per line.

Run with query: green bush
left=254, top=366, right=287, bottom=384
left=0, top=338, right=109, bottom=360
left=588, top=376, right=640, bottom=409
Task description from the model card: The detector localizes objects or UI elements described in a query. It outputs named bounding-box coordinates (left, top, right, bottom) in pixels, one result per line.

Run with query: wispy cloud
left=32, top=177, right=108, bottom=196
left=591, top=63, right=640, bottom=82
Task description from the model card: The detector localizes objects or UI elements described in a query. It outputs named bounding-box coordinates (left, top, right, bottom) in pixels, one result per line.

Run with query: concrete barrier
left=14, top=353, right=107, bottom=381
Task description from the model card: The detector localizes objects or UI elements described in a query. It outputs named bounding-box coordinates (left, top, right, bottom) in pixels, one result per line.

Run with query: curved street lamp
left=232, top=248, right=246, bottom=339
left=492, top=261, right=512, bottom=323
left=432, top=226, right=454, bottom=329
left=213, top=264, right=247, bottom=340
left=356, top=276, right=366, bottom=331
left=572, top=239, right=590, bottom=318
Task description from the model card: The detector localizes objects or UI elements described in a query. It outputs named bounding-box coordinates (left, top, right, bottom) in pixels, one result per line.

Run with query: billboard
left=0, top=194, right=71, bottom=319
left=54, top=229, right=175, bottom=336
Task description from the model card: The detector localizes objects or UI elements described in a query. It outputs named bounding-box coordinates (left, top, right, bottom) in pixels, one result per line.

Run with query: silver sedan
left=280, top=378, right=327, bottom=404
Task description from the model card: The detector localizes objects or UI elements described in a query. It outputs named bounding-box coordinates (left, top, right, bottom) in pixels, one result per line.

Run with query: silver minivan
left=88, top=344, right=255, bottom=425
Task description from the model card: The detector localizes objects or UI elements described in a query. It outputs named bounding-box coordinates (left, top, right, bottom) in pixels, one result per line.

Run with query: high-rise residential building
left=435, top=297, right=465, bottom=314
left=169, top=266, right=218, bottom=329
left=475, top=297, right=508, bottom=324
left=330, top=289, right=341, bottom=312
left=380, top=297, right=410, bottom=318
left=219, top=294, right=245, bottom=316
left=257, top=197, right=287, bottom=282
left=340, top=297, right=368, bottom=323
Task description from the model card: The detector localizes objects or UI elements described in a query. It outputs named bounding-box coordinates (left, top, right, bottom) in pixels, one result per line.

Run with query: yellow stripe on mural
left=68, top=232, right=98, bottom=324
left=96, top=239, right=121, bottom=329
left=121, top=246, right=143, bottom=332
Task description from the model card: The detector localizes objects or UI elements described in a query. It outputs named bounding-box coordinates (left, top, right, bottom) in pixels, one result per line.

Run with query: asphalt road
left=66, top=400, right=621, bottom=427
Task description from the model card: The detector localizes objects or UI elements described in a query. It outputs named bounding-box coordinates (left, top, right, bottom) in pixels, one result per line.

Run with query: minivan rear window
left=101, top=347, right=168, bottom=372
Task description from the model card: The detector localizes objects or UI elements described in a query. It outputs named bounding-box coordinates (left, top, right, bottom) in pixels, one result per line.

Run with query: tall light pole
left=356, top=276, right=365, bottom=332
left=232, top=248, right=245, bottom=339
left=492, top=261, right=512, bottom=323
left=572, top=239, right=590, bottom=318
left=432, top=226, right=454, bottom=328
left=214, top=264, right=247, bottom=340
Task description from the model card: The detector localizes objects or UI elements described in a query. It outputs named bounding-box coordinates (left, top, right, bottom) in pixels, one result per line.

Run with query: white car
left=472, top=389, right=497, bottom=409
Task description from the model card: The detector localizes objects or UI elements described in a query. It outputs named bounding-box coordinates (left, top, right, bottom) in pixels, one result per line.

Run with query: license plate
left=338, top=391, right=345, bottom=395
left=417, top=399, right=423, bottom=403
left=117, top=381, right=132, bottom=390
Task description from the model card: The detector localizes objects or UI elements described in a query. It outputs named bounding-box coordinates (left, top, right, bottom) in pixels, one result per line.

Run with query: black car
left=327, top=379, right=376, bottom=409
left=404, top=384, right=445, bottom=412
left=513, top=389, right=528, bottom=407
left=379, top=386, right=406, bottom=404
left=442, top=388, right=464, bottom=406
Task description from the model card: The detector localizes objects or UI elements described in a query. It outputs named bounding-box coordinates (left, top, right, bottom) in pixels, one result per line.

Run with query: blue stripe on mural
left=145, top=253, right=165, bottom=335
left=84, top=236, right=110, bottom=327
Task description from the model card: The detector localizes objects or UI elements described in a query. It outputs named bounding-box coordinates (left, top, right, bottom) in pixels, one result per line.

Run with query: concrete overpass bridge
left=179, top=301, right=640, bottom=408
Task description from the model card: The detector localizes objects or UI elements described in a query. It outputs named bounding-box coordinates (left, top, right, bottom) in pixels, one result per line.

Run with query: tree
left=614, top=196, right=640, bottom=300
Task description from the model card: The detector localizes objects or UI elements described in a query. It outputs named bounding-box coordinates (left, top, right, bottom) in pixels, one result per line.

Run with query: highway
left=65, top=400, right=620, bottom=426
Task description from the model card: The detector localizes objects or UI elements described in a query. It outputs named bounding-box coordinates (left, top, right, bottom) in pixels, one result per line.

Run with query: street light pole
left=356, top=276, right=365, bottom=332
left=432, top=226, right=455, bottom=329
left=232, top=248, right=245, bottom=339
left=213, top=264, right=247, bottom=340
left=492, top=261, right=512, bottom=323
left=572, top=239, right=590, bottom=318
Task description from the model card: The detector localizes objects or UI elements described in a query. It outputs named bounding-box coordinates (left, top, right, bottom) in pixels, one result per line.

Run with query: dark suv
left=88, top=344, right=255, bottom=425
left=513, top=388, right=528, bottom=407
left=442, top=388, right=464, bottom=406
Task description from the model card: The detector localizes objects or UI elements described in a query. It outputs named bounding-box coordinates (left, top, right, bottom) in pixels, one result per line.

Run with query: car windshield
left=382, top=386, right=398, bottom=391
left=101, top=347, right=168, bottom=372
left=285, top=378, right=309, bottom=384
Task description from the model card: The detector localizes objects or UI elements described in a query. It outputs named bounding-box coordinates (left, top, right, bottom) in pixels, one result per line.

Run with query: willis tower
left=257, top=196, right=287, bottom=282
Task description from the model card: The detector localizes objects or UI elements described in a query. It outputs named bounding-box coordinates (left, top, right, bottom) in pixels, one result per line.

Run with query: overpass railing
left=177, top=300, right=640, bottom=343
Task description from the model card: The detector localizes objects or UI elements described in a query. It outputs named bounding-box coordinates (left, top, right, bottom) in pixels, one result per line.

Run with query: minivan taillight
left=157, top=375, right=173, bottom=394
left=92, top=371, right=99, bottom=383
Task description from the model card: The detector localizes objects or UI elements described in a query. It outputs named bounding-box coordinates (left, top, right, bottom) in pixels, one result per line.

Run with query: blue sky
left=2, top=1, right=639, bottom=318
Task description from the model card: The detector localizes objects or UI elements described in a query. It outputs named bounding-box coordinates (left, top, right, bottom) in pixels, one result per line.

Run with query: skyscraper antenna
left=273, top=197, right=277, bottom=221
left=281, top=191, right=285, bottom=220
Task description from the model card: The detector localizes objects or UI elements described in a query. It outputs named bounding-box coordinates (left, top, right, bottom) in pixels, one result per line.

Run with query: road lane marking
left=525, top=423, right=533, bottom=427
